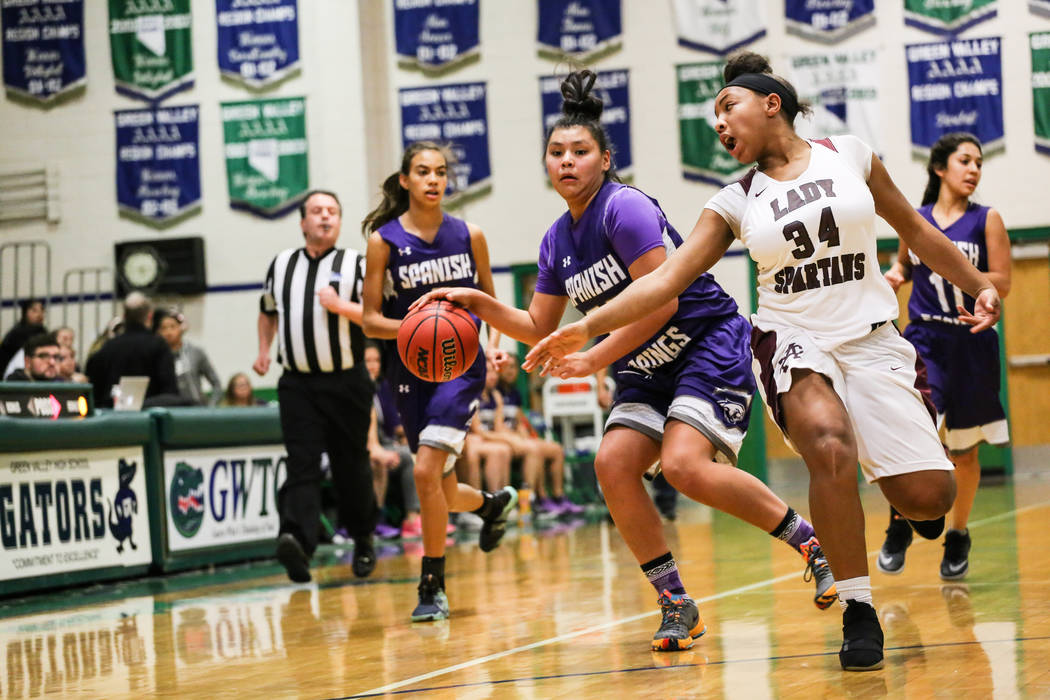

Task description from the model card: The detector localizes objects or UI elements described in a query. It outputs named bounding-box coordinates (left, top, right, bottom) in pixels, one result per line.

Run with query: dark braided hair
left=545, top=70, right=622, bottom=183
left=922, top=132, right=982, bottom=206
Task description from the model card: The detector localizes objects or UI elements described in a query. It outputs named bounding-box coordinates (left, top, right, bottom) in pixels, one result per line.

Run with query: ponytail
left=361, top=141, right=454, bottom=236
left=545, top=69, right=622, bottom=183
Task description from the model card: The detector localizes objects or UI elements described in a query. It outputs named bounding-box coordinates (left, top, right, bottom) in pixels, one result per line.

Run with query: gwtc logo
left=170, top=461, right=205, bottom=538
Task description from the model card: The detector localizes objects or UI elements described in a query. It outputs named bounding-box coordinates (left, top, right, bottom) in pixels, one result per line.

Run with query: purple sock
left=771, top=507, right=816, bottom=554
left=641, top=552, right=686, bottom=595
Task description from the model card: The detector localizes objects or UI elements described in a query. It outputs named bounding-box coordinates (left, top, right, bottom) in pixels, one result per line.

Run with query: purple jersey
left=908, top=203, right=989, bottom=326
left=379, top=213, right=479, bottom=320
left=373, top=377, right=402, bottom=442
left=499, top=384, right=523, bottom=429
left=535, top=181, right=739, bottom=376
left=477, top=390, right=498, bottom=431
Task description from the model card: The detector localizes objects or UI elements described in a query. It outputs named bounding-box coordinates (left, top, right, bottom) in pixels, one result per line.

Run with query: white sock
left=836, top=575, right=874, bottom=610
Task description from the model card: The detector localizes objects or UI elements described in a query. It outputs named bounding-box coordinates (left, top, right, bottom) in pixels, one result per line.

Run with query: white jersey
left=706, top=134, right=898, bottom=350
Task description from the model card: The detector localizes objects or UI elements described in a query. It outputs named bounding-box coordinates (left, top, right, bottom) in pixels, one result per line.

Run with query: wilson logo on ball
left=397, top=300, right=479, bottom=382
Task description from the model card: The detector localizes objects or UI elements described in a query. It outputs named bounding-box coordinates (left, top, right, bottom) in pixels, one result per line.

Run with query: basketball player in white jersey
left=524, top=51, right=1001, bottom=671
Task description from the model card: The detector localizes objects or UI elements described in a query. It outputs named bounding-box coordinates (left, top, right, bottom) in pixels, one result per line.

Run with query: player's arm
left=984, top=208, right=1011, bottom=298
left=884, top=239, right=913, bottom=292
left=543, top=247, right=678, bottom=378
left=362, top=232, right=401, bottom=339
left=524, top=210, right=733, bottom=370
left=868, top=155, right=999, bottom=331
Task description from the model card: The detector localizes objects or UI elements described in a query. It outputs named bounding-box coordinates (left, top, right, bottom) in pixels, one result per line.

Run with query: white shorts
left=606, top=395, right=747, bottom=466
left=418, top=424, right=466, bottom=476
left=751, top=322, right=953, bottom=483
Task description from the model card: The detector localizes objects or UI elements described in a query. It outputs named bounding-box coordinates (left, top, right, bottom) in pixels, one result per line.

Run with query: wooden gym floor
left=2, top=460, right=1048, bottom=699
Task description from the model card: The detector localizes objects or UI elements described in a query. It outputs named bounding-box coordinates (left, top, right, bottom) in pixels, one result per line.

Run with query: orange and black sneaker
left=651, top=590, right=705, bottom=651
left=800, top=536, right=838, bottom=610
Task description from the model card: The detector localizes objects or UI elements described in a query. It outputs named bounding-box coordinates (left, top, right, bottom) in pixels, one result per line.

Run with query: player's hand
left=522, top=321, right=589, bottom=373
left=542, top=352, right=595, bottom=379
left=487, top=346, right=509, bottom=370
left=317, top=285, right=341, bottom=311
left=252, top=353, right=270, bottom=376
left=883, top=263, right=908, bottom=292
left=958, top=287, right=1000, bottom=333
left=408, top=287, right=478, bottom=313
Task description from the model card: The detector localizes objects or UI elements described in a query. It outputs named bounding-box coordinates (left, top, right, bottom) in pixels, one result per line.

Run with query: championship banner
left=540, top=69, right=631, bottom=174
left=904, top=0, right=996, bottom=36
left=216, top=0, right=299, bottom=89
left=221, top=97, right=309, bottom=217
left=394, top=0, right=479, bottom=73
left=906, top=37, right=1003, bottom=156
left=1033, top=32, right=1050, bottom=155
left=108, top=0, right=193, bottom=103
left=115, top=104, right=201, bottom=225
left=676, top=61, right=752, bottom=186
left=1, top=447, right=152, bottom=581
left=2, top=0, right=86, bottom=103
left=1034, top=1, right=1050, bottom=18
left=789, top=49, right=882, bottom=156
left=671, top=0, right=765, bottom=56
left=537, top=0, right=622, bottom=62
left=785, top=0, right=875, bottom=44
left=164, top=446, right=287, bottom=552
left=400, top=82, right=490, bottom=201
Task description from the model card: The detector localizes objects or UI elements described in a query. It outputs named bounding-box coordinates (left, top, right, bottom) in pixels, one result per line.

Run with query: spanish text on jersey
left=565, top=254, right=628, bottom=307
left=397, top=253, right=474, bottom=289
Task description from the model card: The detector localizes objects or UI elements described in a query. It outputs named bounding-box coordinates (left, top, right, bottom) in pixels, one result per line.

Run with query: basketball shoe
left=479, top=486, right=518, bottom=552
left=877, top=510, right=913, bottom=575
left=651, top=591, right=706, bottom=651
left=839, top=600, right=884, bottom=671
left=799, top=536, right=838, bottom=609
left=410, top=573, right=449, bottom=622
left=940, top=529, right=971, bottom=580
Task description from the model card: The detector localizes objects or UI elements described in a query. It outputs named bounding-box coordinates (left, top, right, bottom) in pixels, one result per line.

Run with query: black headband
left=723, top=73, right=800, bottom=118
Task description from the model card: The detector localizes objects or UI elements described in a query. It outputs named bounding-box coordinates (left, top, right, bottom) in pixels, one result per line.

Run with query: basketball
left=397, top=300, right=479, bottom=382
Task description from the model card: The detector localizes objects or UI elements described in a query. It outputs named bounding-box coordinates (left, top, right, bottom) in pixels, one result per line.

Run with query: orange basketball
left=397, top=300, right=479, bottom=382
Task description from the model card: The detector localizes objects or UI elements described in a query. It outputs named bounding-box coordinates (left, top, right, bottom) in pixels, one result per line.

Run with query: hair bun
left=723, top=50, right=773, bottom=84
left=560, top=70, right=604, bottom=121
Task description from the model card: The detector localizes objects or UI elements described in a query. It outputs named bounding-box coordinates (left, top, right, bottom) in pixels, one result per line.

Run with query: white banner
left=164, top=445, right=287, bottom=552
left=789, top=48, right=882, bottom=157
left=1, top=447, right=151, bottom=581
left=0, top=596, right=155, bottom=698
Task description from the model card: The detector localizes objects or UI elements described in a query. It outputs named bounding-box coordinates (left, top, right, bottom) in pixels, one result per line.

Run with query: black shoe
left=352, top=536, right=377, bottom=578
left=909, top=515, right=945, bottom=540
left=940, top=529, right=971, bottom=580
left=479, top=486, right=517, bottom=552
left=276, top=533, right=311, bottom=583
left=839, top=600, right=884, bottom=671
left=876, top=511, right=913, bottom=575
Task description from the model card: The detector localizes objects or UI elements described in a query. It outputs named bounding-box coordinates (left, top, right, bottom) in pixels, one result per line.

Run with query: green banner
left=677, top=61, right=751, bottom=186
left=108, top=0, right=193, bottom=102
left=903, top=0, right=996, bottom=35
left=221, top=97, right=309, bottom=218
left=1033, top=32, right=1050, bottom=155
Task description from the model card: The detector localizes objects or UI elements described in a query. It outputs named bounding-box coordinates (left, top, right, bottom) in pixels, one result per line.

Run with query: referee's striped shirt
left=261, top=246, right=365, bottom=373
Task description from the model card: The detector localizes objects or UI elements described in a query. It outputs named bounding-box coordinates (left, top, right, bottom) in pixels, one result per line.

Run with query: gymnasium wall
left=1, top=2, right=1047, bottom=420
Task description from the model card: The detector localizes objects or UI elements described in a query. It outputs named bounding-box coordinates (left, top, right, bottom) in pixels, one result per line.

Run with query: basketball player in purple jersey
left=411, top=70, right=837, bottom=653
left=360, top=142, right=517, bottom=623
left=881, top=133, right=1011, bottom=581
left=525, top=54, right=1001, bottom=670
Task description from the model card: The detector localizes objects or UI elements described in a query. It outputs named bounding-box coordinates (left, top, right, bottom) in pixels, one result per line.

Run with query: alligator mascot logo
left=170, top=461, right=205, bottom=538
left=107, top=458, right=138, bottom=553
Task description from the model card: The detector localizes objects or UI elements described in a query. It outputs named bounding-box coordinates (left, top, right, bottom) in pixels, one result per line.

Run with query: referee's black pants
left=277, top=365, right=376, bottom=555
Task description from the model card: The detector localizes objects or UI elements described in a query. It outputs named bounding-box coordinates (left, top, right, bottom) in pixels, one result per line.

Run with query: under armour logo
left=776, top=342, right=804, bottom=374
left=399, top=246, right=412, bottom=256
left=562, top=256, right=572, bottom=268
left=399, top=384, right=410, bottom=393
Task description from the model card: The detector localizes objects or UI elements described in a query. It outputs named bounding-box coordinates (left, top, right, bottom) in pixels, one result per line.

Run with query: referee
left=254, top=189, right=378, bottom=583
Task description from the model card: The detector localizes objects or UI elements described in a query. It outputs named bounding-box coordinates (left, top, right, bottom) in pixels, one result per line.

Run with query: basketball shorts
left=904, top=321, right=1009, bottom=453
left=607, top=313, right=755, bottom=465
left=390, top=349, right=485, bottom=476
left=751, top=320, right=953, bottom=483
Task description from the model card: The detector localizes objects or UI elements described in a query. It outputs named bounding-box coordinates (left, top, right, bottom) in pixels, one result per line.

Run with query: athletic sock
left=770, top=507, right=816, bottom=554
left=641, top=552, right=686, bottom=596
left=421, top=556, right=446, bottom=589
left=836, top=576, right=873, bottom=610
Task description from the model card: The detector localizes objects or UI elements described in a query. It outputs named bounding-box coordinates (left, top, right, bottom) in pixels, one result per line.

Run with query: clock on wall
left=114, top=237, right=207, bottom=297
left=118, top=245, right=165, bottom=291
